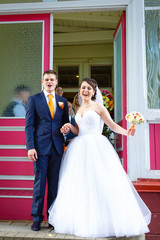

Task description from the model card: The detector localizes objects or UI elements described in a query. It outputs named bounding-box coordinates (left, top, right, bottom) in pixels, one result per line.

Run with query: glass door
left=113, top=12, right=127, bottom=172
left=0, top=13, right=52, bottom=220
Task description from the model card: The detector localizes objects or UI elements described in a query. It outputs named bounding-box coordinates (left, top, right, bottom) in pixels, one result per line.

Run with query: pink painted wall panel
left=117, top=151, right=123, bottom=159
left=155, top=124, right=160, bottom=169
left=0, top=131, right=26, bottom=145
left=0, top=14, right=50, bottom=22
left=0, top=190, right=33, bottom=196
left=0, top=161, right=34, bottom=176
left=116, top=134, right=122, bottom=149
left=0, top=197, right=47, bottom=220
left=0, top=119, right=25, bottom=126
left=0, top=198, right=33, bottom=220
left=115, top=120, right=123, bottom=149
left=149, top=124, right=156, bottom=170
left=149, top=124, right=160, bottom=170
left=0, top=180, right=34, bottom=188
left=0, top=149, right=27, bottom=157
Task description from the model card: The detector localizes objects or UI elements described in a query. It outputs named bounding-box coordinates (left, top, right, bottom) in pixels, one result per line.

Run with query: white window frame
left=141, top=5, right=160, bottom=179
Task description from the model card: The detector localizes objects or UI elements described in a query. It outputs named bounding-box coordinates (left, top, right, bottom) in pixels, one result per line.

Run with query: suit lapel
left=54, top=94, right=61, bottom=121
left=39, top=92, right=63, bottom=120
left=39, top=91, right=52, bottom=118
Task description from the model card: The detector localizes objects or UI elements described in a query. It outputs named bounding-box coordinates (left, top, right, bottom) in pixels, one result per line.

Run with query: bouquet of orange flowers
left=125, top=112, right=145, bottom=129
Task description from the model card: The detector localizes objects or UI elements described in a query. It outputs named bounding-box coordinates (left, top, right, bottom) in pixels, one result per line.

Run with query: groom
left=25, top=70, right=69, bottom=231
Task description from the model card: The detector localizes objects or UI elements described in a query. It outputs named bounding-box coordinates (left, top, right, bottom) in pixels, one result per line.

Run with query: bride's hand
left=127, top=128, right=136, bottom=136
left=61, top=123, right=71, bottom=134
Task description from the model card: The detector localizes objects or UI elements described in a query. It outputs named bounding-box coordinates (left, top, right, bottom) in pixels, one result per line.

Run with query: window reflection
left=3, top=85, right=30, bottom=117
left=0, top=23, right=42, bottom=117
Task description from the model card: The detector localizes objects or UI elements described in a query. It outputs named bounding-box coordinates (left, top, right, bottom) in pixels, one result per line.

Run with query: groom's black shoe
left=48, top=223, right=54, bottom=230
left=31, top=221, right=41, bottom=231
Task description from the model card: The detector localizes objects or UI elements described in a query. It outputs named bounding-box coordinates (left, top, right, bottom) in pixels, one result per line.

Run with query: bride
left=48, top=78, right=151, bottom=238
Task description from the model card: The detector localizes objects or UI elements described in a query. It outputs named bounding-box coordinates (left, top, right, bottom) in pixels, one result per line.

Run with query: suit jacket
left=25, top=91, right=69, bottom=156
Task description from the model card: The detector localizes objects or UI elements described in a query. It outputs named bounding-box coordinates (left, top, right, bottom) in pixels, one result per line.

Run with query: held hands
left=28, top=149, right=38, bottom=161
left=61, top=123, right=71, bottom=134
left=127, top=127, right=136, bottom=136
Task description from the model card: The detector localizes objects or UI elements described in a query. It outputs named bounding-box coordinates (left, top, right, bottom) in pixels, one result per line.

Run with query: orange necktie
left=48, top=95, right=54, bottom=118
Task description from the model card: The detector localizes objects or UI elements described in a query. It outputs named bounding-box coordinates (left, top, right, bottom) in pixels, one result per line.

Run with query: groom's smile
left=42, top=73, right=58, bottom=94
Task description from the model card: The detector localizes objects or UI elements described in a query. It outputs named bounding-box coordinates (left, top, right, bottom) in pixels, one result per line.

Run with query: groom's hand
left=61, top=123, right=71, bottom=134
left=28, top=149, right=38, bottom=161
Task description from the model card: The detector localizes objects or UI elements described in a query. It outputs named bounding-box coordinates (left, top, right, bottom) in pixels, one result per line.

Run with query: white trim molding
left=0, top=175, right=34, bottom=180
left=0, top=145, right=26, bottom=149
left=0, top=196, right=32, bottom=199
left=0, top=127, right=25, bottom=131
left=0, top=187, right=33, bottom=190
left=126, top=0, right=146, bottom=180
left=0, top=1, right=130, bottom=15
left=0, top=157, right=29, bottom=161
left=50, top=13, right=53, bottom=69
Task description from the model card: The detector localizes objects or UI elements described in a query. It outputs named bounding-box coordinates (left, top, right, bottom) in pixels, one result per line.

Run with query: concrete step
left=0, top=221, right=145, bottom=240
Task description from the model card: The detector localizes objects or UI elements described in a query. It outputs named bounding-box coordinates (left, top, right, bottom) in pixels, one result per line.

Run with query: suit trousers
left=31, top=144, right=62, bottom=222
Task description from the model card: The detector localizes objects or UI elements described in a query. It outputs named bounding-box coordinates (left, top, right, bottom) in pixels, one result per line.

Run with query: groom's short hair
left=43, top=70, right=57, bottom=78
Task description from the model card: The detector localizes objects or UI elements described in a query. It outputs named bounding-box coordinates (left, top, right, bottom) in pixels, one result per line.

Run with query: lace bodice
left=75, top=110, right=103, bottom=136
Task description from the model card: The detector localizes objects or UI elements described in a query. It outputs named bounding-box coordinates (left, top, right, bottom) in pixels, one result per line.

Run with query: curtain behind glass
left=145, top=0, right=160, bottom=7
left=0, top=23, right=42, bottom=117
left=145, top=10, right=160, bottom=109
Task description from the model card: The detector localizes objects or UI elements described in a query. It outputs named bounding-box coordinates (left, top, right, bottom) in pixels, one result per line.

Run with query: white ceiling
left=53, top=11, right=122, bottom=46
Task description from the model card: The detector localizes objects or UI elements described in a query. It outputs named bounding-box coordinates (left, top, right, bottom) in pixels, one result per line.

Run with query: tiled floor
left=0, top=221, right=145, bottom=240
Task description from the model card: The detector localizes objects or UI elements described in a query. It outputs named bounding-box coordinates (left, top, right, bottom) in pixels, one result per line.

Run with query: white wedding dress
left=48, top=110, right=151, bottom=238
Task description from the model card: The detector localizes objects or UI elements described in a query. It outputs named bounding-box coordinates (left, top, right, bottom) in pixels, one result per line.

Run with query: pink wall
left=149, top=124, right=160, bottom=170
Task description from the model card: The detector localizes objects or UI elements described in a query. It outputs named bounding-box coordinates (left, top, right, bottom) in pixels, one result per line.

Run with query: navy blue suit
left=25, top=91, right=69, bottom=222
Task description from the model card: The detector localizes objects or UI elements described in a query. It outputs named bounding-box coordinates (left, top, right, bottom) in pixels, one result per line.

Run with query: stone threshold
left=0, top=221, right=145, bottom=240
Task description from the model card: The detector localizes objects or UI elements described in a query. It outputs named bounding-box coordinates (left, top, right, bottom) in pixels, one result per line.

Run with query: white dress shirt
left=43, top=89, right=56, bottom=113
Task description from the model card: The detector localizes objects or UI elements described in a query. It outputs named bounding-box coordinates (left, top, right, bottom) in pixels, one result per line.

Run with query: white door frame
left=0, top=1, right=128, bottom=14
left=0, top=0, right=148, bottom=181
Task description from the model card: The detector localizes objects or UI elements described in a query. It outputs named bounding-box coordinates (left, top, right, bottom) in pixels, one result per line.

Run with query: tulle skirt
left=48, top=133, right=151, bottom=238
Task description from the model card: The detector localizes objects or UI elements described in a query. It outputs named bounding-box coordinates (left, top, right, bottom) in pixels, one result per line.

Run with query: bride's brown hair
left=79, top=78, right=97, bottom=100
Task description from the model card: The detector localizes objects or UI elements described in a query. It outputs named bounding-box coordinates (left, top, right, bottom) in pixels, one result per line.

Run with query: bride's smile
left=80, top=81, right=95, bottom=101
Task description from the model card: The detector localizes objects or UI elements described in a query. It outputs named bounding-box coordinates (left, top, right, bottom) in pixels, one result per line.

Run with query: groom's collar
left=43, top=89, right=55, bottom=98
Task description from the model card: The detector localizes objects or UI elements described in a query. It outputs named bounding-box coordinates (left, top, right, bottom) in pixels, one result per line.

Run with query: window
left=145, top=0, right=160, bottom=7
left=0, top=22, right=42, bottom=117
left=145, top=9, right=160, bottom=109
left=145, top=5, right=160, bottom=174
left=90, top=65, right=112, bottom=88
left=57, top=66, right=79, bottom=88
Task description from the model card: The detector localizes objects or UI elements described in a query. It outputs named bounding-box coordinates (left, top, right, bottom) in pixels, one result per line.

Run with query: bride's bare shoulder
left=92, top=102, right=105, bottom=115
left=93, top=102, right=104, bottom=109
